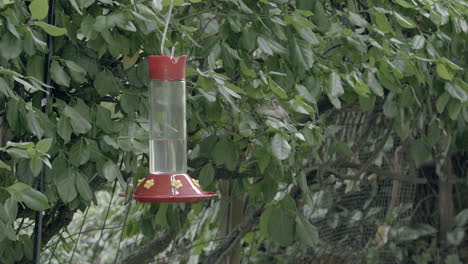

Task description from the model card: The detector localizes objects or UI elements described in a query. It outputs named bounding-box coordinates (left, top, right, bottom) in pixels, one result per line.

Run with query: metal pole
left=32, top=0, right=56, bottom=262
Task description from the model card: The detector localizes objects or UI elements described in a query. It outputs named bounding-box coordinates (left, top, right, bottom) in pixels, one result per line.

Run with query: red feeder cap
left=148, top=55, right=187, bottom=81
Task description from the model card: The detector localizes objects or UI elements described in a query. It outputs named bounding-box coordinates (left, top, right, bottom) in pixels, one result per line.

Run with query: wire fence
left=33, top=112, right=422, bottom=264
left=305, top=111, right=418, bottom=264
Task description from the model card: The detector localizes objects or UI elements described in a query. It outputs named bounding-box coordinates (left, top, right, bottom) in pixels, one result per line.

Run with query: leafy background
left=0, top=0, right=467, bottom=263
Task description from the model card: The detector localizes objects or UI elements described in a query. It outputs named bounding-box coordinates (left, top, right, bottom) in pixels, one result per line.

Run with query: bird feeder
left=130, top=56, right=217, bottom=203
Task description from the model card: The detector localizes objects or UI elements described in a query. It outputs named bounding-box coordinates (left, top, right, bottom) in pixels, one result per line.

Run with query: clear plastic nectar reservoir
left=148, top=56, right=187, bottom=174
left=118, top=55, right=216, bottom=204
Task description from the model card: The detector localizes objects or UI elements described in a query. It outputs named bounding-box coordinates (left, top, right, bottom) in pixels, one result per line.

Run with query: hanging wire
left=91, top=182, right=118, bottom=263
left=113, top=200, right=134, bottom=264
left=68, top=207, right=90, bottom=264
left=160, top=0, right=175, bottom=56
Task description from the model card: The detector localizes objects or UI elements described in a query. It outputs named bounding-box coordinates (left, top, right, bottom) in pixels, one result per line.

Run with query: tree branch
left=116, top=228, right=176, bottom=264
left=204, top=205, right=265, bottom=264
left=116, top=206, right=190, bottom=264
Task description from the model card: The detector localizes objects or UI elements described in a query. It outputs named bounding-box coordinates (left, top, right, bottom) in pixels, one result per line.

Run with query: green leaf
left=29, top=0, right=48, bottom=20
left=271, top=134, right=291, bottom=160
left=36, top=138, right=53, bottom=153
left=69, top=0, right=82, bottom=15
left=50, top=61, right=70, bottom=87
left=436, top=92, right=451, bottom=113
left=102, top=160, right=120, bottom=182
left=76, top=172, right=93, bottom=201
left=260, top=206, right=274, bottom=237
left=6, top=142, right=34, bottom=149
left=366, top=71, right=384, bottom=97
left=328, top=72, right=344, bottom=97
left=25, top=111, right=44, bottom=138
left=6, top=183, right=49, bottom=211
left=57, top=116, right=72, bottom=143
left=93, top=16, right=107, bottom=32
left=35, top=21, right=67, bottom=36
left=351, top=73, right=371, bottom=96
left=267, top=206, right=295, bottom=246
left=155, top=203, right=168, bottom=227
left=440, top=58, right=463, bottom=71
left=52, top=155, right=77, bottom=203
left=69, top=139, right=90, bottom=166
left=199, top=163, right=214, bottom=187
left=296, top=27, right=319, bottom=45
left=29, top=157, right=43, bottom=177
left=412, top=35, right=425, bottom=49
left=409, top=139, right=431, bottom=165
left=396, top=0, right=416, bottom=8
left=96, top=105, right=116, bottom=134
left=19, top=188, right=50, bottom=211
left=445, top=82, right=467, bottom=102
left=6, top=182, right=31, bottom=193
left=6, top=99, right=19, bottom=130
left=290, top=38, right=314, bottom=71
left=0, top=160, right=11, bottom=171
left=240, top=31, right=257, bottom=51
left=447, top=100, right=462, bottom=120
left=400, top=86, right=414, bottom=107
left=0, top=33, right=22, bottom=60
left=295, top=213, right=318, bottom=247
left=454, top=209, right=468, bottom=227
left=0, top=77, right=13, bottom=97
left=65, top=60, right=87, bottom=83
left=4, top=197, right=18, bottom=223
left=269, top=78, right=287, bottom=99
left=219, top=84, right=240, bottom=99
left=0, top=206, right=10, bottom=223
left=445, top=255, right=463, bottom=264
left=394, top=12, right=417, bottom=28
left=374, top=13, right=392, bottom=33
left=63, top=106, right=91, bottom=134
left=436, top=64, right=453, bottom=80
left=94, top=70, right=120, bottom=96
left=396, top=224, right=437, bottom=241
left=253, top=147, right=270, bottom=173
left=212, top=139, right=239, bottom=171
left=257, top=37, right=273, bottom=55
left=447, top=227, right=465, bottom=246
left=6, top=148, right=29, bottom=159
left=330, top=140, right=353, bottom=158
left=197, top=76, right=214, bottom=91
left=102, top=135, right=119, bottom=149
left=239, top=60, right=256, bottom=78
left=120, top=92, right=139, bottom=114
left=347, top=11, right=369, bottom=27
left=225, top=82, right=246, bottom=95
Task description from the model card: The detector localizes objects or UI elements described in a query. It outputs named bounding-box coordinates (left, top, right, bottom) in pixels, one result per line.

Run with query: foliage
left=0, top=0, right=467, bottom=263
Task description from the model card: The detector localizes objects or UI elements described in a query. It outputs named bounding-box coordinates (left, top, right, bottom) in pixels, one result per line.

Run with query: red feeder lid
left=148, top=55, right=187, bottom=81
left=120, top=173, right=217, bottom=203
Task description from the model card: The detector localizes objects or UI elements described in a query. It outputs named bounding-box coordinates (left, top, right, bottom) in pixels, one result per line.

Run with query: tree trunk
left=438, top=158, right=454, bottom=247
left=219, top=180, right=244, bottom=264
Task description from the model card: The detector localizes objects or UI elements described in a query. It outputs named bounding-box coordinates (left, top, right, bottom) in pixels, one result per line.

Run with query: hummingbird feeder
left=127, top=56, right=217, bottom=203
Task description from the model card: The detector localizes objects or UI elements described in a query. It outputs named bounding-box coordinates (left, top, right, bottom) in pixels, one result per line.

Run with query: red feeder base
left=121, top=173, right=217, bottom=203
